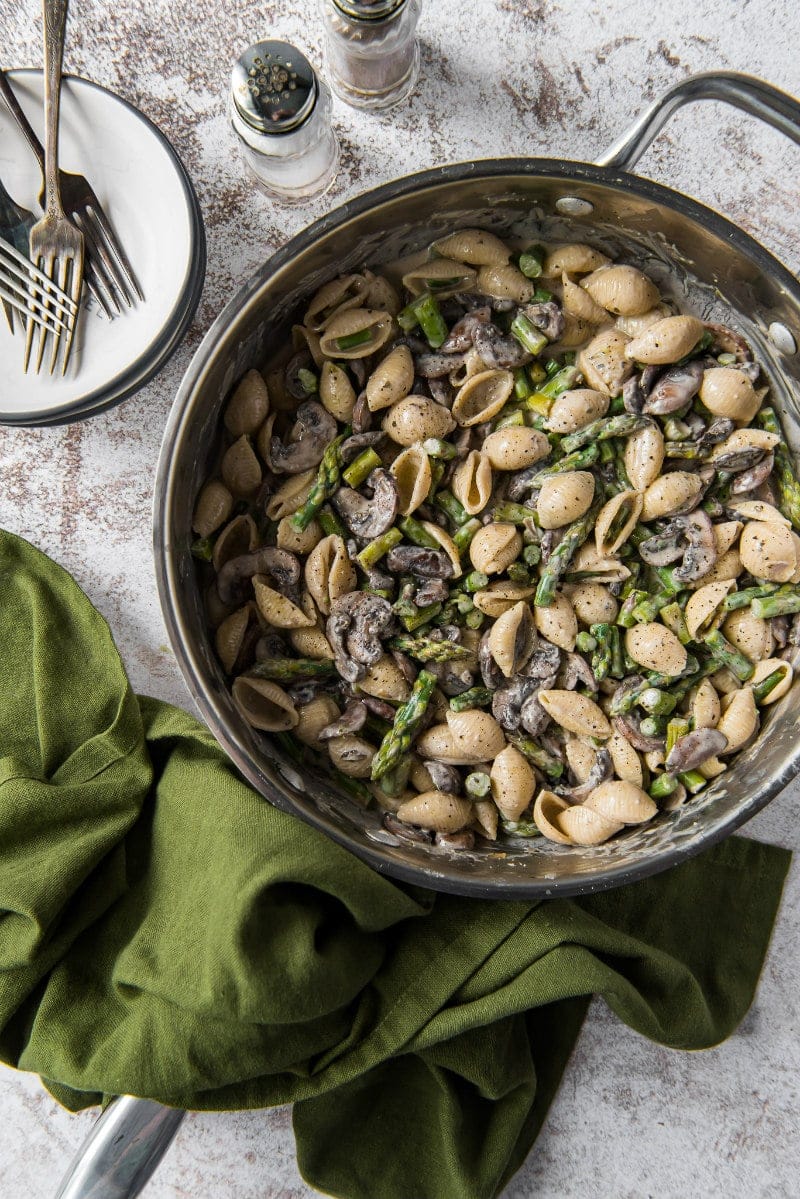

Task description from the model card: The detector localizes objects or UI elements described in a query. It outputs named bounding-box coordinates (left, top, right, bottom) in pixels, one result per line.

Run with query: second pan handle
left=597, top=71, right=800, bottom=172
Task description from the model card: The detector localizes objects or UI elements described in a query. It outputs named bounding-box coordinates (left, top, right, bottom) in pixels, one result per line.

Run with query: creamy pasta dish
left=192, top=229, right=800, bottom=851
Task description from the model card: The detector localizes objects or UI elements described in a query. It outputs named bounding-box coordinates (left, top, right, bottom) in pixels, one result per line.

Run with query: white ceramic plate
left=0, top=71, right=205, bottom=425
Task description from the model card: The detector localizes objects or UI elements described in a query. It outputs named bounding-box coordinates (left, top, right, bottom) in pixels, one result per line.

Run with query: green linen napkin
left=0, top=529, right=791, bottom=1199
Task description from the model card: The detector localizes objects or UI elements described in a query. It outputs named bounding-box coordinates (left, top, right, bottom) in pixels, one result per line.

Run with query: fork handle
left=0, top=71, right=47, bottom=175
left=42, top=0, right=70, bottom=218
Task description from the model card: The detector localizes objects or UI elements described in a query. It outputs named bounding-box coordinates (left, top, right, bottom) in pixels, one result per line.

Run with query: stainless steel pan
left=58, top=70, right=800, bottom=1199
left=154, top=71, right=800, bottom=904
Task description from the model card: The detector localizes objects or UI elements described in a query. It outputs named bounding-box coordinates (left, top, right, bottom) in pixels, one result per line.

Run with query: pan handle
left=54, top=1096, right=185, bottom=1199
left=597, top=71, right=800, bottom=171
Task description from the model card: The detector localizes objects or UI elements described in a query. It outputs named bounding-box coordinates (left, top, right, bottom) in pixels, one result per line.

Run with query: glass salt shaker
left=229, top=40, right=339, bottom=201
left=320, top=0, right=422, bottom=111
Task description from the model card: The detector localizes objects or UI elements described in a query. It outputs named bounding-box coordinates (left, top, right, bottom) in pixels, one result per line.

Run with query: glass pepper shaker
left=320, top=0, right=422, bottom=111
left=229, top=40, right=339, bottom=201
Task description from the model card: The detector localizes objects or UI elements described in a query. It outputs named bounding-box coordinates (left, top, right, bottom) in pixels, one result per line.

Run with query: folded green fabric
left=0, top=529, right=791, bottom=1199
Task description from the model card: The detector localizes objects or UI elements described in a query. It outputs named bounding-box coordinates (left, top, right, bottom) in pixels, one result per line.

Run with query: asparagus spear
left=723, top=583, right=780, bottom=612
left=371, top=669, right=437, bottom=781
left=356, top=527, right=403, bottom=570
left=510, top=312, right=548, bottom=356
left=292, top=433, right=348, bottom=531
left=758, top=407, right=800, bottom=530
left=535, top=496, right=602, bottom=607
left=751, top=587, right=800, bottom=619
left=343, top=448, right=382, bottom=489
left=435, top=489, right=470, bottom=526
left=398, top=516, right=441, bottom=549
left=388, top=635, right=472, bottom=662
left=507, top=733, right=564, bottom=780
left=702, top=628, right=755, bottom=681
left=527, top=444, right=599, bottom=486
left=248, top=659, right=338, bottom=682
left=449, top=687, right=493, bottom=712
left=465, top=771, right=492, bottom=798
left=559, top=414, right=650, bottom=454
left=752, top=667, right=787, bottom=705
left=649, top=773, right=679, bottom=800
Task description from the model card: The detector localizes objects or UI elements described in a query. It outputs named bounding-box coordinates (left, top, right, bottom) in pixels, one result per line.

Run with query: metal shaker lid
left=230, top=40, right=317, bottom=135
left=332, top=0, right=407, bottom=19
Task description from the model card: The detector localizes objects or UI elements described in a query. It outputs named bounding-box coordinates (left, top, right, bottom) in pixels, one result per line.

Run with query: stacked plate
left=0, top=70, right=205, bottom=425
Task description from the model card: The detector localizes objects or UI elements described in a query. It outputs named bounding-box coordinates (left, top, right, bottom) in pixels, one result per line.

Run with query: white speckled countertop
left=1, top=1, right=799, bottom=1195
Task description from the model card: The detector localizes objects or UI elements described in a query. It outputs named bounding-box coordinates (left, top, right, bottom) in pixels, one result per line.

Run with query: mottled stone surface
left=1, top=0, right=799, bottom=1195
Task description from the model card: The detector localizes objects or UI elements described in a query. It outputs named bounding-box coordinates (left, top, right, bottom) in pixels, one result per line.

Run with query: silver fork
left=0, top=68, right=143, bottom=319
left=25, top=0, right=84, bottom=375
left=0, top=235, right=77, bottom=335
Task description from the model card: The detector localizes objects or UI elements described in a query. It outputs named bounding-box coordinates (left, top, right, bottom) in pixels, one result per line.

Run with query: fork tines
left=72, top=202, right=143, bottom=317
left=0, top=238, right=77, bottom=336
left=24, top=220, right=84, bottom=376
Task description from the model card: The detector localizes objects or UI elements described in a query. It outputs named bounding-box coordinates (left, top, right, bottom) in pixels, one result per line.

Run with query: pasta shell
left=233, top=677, right=298, bottom=732
left=487, top=600, right=536, bottom=678
left=295, top=696, right=341, bottom=746
left=304, top=534, right=357, bottom=617
left=366, top=345, right=415, bottom=412
left=419, top=520, right=463, bottom=577
left=292, top=323, right=325, bottom=369
left=640, top=472, right=702, bottom=521
left=362, top=269, right=401, bottom=315
left=253, top=576, right=314, bottom=629
left=481, top=426, right=551, bottom=470
left=224, top=369, right=269, bottom=438
left=383, top=395, right=456, bottom=445
left=739, top=521, right=797, bottom=583
left=709, top=428, right=779, bottom=464
left=402, top=257, right=477, bottom=296
left=212, top=515, right=259, bottom=572
left=276, top=513, right=323, bottom=557
left=192, top=479, right=233, bottom=538
left=431, top=228, right=511, bottom=266
left=289, top=626, right=335, bottom=660
left=469, top=523, right=522, bottom=575
left=533, top=790, right=574, bottom=844
left=615, top=305, right=670, bottom=337
left=700, top=367, right=761, bottom=422
left=726, top=501, right=789, bottom=527
left=452, top=450, right=493, bottom=515
left=452, top=369, right=514, bottom=426
left=717, top=688, right=759, bottom=753
left=472, top=582, right=536, bottom=617
left=583, top=780, right=657, bottom=824
left=472, top=797, right=499, bottom=840
left=534, top=591, right=577, bottom=651
left=607, top=731, right=644, bottom=786
left=565, top=737, right=597, bottom=783
left=546, top=388, right=609, bottom=434
left=490, top=745, right=536, bottom=821
left=581, top=264, right=660, bottom=316
left=542, top=243, right=611, bottom=277
left=557, top=804, right=623, bottom=846
left=538, top=690, right=612, bottom=739
left=568, top=582, right=618, bottom=626
left=320, top=361, right=357, bottom=422
left=625, top=623, right=687, bottom=676
left=625, top=315, right=704, bottom=365
left=445, top=709, right=506, bottom=761
left=594, top=490, right=642, bottom=556
left=684, top=580, right=735, bottom=641
left=537, top=471, right=595, bottom=530
left=690, top=549, right=742, bottom=589
left=570, top=542, right=631, bottom=583
left=691, top=678, right=721, bottom=729
left=305, top=274, right=369, bottom=331
left=713, top=521, right=744, bottom=554
left=319, top=308, right=394, bottom=360
left=391, top=443, right=433, bottom=515
left=448, top=346, right=486, bottom=387
left=750, top=658, right=793, bottom=705
left=722, top=609, right=774, bottom=662
left=476, top=263, right=534, bottom=304
left=396, top=791, right=474, bottom=832
left=221, top=435, right=262, bottom=497
left=576, top=328, right=633, bottom=397
left=265, top=469, right=316, bottom=521
left=561, top=274, right=608, bottom=324
left=624, top=422, right=664, bottom=491
left=358, top=655, right=411, bottom=703
left=215, top=605, right=253, bottom=674
left=328, top=735, right=376, bottom=778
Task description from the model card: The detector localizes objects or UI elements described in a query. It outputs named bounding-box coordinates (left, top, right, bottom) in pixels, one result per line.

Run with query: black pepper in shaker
left=320, top=0, right=422, bottom=111
left=229, top=40, right=339, bottom=200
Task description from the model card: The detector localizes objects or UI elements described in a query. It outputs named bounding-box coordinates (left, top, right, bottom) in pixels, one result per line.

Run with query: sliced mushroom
left=473, top=322, right=533, bottom=369
left=642, top=360, right=704, bottom=415
left=269, top=401, right=337, bottom=474
left=665, top=727, right=729, bottom=773
left=318, top=699, right=369, bottom=741
left=440, top=307, right=491, bottom=352
left=521, top=301, right=565, bottom=343
left=326, top=592, right=396, bottom=683
left=731, top=452, right=774, bottom=495
left=217, top=547, right=301, bottom=606
left=704, top=321, right=752, bottom=362
left=415, top=351, right=467, bottom=378
left=622, top=373, right=646, bottom=415
left=339, top=431, right=386, bottom=463
left=697, top=417, right=735, bottom=453
left=613, top=712, right=665, bottom=753
left=561, top=651, right=599, bottom=692
left=333, top=469, right=399, bottom=540
left=559, top=748, right=613, bottom=801
left=385, top=546, right=454, bottom=578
